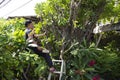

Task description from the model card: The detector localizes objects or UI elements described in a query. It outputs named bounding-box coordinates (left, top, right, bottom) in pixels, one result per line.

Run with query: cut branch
left=99, top=22, right=120, bottom=32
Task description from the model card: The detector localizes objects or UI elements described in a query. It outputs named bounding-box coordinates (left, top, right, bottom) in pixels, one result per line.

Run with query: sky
left=0, top=0, right=46, bottom=18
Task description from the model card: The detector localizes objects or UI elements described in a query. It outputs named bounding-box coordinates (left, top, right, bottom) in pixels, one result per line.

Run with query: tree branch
left=69, top=0, right=82, bottom=25
left=99, top=22, right=120, bottom=32
left=77, top=0, right=82, bottom=7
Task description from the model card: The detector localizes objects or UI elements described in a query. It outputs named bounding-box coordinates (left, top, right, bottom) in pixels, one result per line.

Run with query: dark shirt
left=25, top=28, right=32, bottom=40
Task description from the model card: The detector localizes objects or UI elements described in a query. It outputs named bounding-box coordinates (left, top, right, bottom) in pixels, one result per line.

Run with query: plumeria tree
left=34, top=0, right=120, bottom=80
left=35, top=0, right=120, bottom=58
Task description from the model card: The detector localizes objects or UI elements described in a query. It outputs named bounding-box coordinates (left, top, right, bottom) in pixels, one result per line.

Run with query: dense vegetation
left=0, top=0, right=120, bottom=80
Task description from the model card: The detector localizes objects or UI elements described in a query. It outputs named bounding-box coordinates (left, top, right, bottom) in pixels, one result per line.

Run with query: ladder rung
left=53, top=71, right=65, bottom=74
left=52, top=60, right=63, bottom=62
left=54, top=71, right=61, bottom=74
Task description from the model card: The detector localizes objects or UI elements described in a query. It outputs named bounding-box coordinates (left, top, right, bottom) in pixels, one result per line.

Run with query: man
left=24, top=20, right=55, bottom=72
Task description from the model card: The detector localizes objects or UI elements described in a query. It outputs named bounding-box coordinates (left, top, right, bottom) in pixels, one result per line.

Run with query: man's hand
left=34, top=32, right=46, bottom=37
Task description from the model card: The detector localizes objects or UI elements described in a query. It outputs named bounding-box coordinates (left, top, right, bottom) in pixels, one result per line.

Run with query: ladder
left=48, top=60, right=66, bottom=80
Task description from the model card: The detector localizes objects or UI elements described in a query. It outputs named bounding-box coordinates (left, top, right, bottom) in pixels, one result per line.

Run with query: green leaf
left=85, top=68, right=95, bottom=71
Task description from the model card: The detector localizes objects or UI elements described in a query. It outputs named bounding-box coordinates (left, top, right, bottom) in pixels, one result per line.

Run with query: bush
left=64, top=42, right=120, bottom=80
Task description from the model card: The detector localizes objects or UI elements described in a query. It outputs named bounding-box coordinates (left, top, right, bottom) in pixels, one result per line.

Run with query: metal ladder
left=48, top=60, right=66, bottom=80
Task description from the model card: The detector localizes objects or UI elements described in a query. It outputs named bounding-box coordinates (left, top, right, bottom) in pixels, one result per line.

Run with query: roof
left=7, top=15, right=40, bottom=22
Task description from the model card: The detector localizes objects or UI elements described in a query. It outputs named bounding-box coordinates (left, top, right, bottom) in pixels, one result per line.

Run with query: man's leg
left=28, top=47, right=55, bottom=72
left=39, top=52, right=53, bottom=67
left=37, top=46, right=49, bottom=53
left=39, top=53, right=55, bottom=72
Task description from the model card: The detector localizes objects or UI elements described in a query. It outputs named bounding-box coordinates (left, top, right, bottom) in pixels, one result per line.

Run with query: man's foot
left=49, top=67, right=55, bottom=73
left=42, top=49, right=49, bottom=53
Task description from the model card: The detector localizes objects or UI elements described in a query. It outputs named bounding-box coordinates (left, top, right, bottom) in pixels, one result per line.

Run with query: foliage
left=64, top=42, right=120, bottom=80
left=34, top=0, right=120, bottom=52
left=0, top=0, right=120, bottom=80
left=99, top=0, right=120, bottom=23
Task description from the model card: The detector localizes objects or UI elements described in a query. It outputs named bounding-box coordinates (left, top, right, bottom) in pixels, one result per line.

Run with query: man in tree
left=24, top=20, right=55, bottom=72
